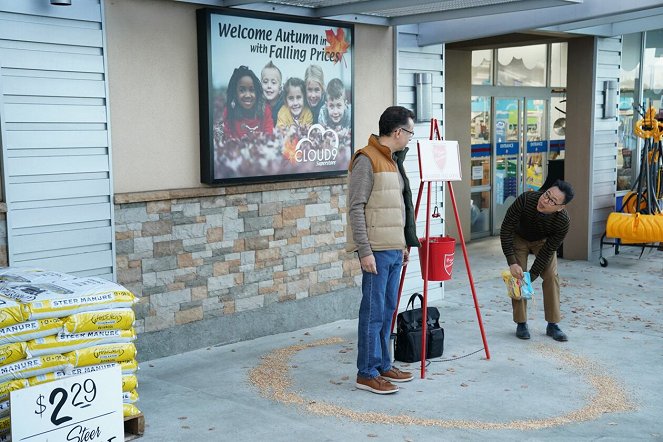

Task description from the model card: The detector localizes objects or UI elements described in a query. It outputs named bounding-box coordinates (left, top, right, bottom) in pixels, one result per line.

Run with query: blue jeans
left=357, top=249, right=403, bottom=379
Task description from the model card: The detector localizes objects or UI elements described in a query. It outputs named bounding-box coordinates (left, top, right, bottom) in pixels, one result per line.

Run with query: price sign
left=11, top=365, right=123, bottom=442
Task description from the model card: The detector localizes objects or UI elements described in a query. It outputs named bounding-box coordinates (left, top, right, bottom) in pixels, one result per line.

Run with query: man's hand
left=509, top=263, right=524, bottom=279
left=403, top=249, right=409, bottom=265
left=360, top=254, right=377, bottom=274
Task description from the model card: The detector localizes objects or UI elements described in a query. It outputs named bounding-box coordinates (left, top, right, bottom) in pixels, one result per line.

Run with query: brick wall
left=114, top=178, right=361, bottom=347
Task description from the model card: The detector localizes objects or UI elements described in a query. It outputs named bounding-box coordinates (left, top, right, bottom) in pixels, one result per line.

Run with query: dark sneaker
left=380, top=367, right=413, bottom=383
left=516, top=322, right=530, bottom=339
left=356, top=376, right=399, bottom=394
left=546, top=323, right=568, bottom=342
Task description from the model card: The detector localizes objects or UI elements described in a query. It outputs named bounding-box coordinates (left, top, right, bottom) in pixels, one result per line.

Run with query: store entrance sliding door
left=492, top=97, right=548, bottom=235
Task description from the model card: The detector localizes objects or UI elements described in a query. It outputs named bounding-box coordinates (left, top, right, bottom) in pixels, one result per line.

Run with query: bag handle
left=406, top=292, right=439, bottom=325
left=406, top=292, right=423, bottom=311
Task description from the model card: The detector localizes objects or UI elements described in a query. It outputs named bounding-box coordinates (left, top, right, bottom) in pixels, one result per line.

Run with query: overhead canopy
left=175, top=0, right=663, bottom=45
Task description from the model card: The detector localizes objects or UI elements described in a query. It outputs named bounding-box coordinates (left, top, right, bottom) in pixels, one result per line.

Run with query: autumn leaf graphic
left=325, top=28, right=350, bottom=65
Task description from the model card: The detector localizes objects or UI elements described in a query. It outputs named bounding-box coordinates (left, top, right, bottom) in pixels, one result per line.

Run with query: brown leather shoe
left=380, top=367, right=413, bottom=383
left=355, top=375, right=399, bottom=394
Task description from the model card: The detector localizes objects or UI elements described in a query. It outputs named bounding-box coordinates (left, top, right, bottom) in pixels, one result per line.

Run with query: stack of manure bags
left=0, top=267, right=140, bottom=438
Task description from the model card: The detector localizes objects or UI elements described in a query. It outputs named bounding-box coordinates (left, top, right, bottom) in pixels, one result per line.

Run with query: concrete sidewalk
left=135, top=238, right=663, bottom=441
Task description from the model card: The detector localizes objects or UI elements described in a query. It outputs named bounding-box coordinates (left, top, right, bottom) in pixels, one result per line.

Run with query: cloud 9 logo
left=294, top=124, right=339, bottom=166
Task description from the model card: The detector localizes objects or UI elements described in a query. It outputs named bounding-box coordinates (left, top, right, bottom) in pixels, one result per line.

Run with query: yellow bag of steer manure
left=119, top=359, right=138, bottom=374
left=123, top=403, right=141, bottom=418
left=0, top=399, right=9, bottom=418
left=63, top=308, right=135, bottom=333
left=0, top=267, right=74, bottom=282
left=27, top=329, right=136, bottom=357
left=0, top=277, right=137, bottom=320
left=69, top=361, right=137, bottom=376
left=122, top=389, right=139, bottom=404
left=0, top=354, right=72, bottom=384
left=0, top=378, right=29, bottom=402
left=122, top=374, right=138, bottom=392
left=27, top=369, right=70, bottom=386
left=0, top=342, right=27, bottom=366
left=0, top=295, right=26, bottom=329
left=0, top=415, right=9, bottom=434
left=0, top=318, right=63, bottom=345
left=66, top=343, right=136, bottom=367
left=27, top=362, right=136, bottom=387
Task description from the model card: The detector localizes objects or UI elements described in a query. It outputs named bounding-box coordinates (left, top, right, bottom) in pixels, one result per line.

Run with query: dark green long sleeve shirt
left=500, top=191, right=570, bottom=280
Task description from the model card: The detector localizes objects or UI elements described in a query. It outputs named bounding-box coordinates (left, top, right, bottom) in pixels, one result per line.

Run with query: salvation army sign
left=197, top=9, right=354, bottom=185
left=417, top=140, right=462, bottom=182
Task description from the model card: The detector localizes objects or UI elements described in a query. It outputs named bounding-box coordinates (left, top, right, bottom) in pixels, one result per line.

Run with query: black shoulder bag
left=394, top=293, right=444, bottom=363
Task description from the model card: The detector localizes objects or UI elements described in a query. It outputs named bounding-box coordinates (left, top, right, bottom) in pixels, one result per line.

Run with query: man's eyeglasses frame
left=543, top=190, right=564, bottom=206
left=399, top=127, right=414, bottom=138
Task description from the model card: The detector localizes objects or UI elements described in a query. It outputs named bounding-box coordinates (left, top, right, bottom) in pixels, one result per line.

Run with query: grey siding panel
left=0, top=18, right=102, bottom=46
left=13, top=226, right=112, bottom=254
left=2, top=76, right=106, bottom=98
left=0, top=48, right=104, bottom=72
left=593, top=193, right=615, bottom=209
left=594, top=156, right=616, bottom=170
left=397, top=27, right=445, bottom=306
left=594, top=169, right=616, bottom=184
left=598, top=52, right=621, bottom=66
left=0, top=0, right=115, bottom=280
left=594, top=119, right=618, bottom=131
left=0, top=1, right=102, bottom=21
left=399, top=73, right=443, bottom=88
left=398, top=90, right=444, bottom=106
left=11, top=204, right=111, bottom=228
left=3, top=104, right=107, bottom=123
left=13, top=250, right=113, bottom=274
left=11, top=179, right=110, bottom=201
left=8, top=156, right=109, bottom=175
left=397, top=32, right=443, bottom=54
left=598, top=38, right=622, bottom=52
left=5, top=130, right=108, bottom=148
left=590, top=36, right=621, bottom=256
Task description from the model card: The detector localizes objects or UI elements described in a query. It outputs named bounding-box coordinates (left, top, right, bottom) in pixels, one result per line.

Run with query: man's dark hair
left=378, top=106, right=415, bottom=136
left=554, top=179, right=575, bottom=204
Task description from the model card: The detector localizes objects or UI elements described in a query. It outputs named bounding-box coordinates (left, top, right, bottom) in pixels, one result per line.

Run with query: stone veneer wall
left=114, top=178, right=362, bottom=360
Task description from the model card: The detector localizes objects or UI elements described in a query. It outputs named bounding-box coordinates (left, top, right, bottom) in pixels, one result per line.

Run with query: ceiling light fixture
left=50, top=0, right=72, bottom=5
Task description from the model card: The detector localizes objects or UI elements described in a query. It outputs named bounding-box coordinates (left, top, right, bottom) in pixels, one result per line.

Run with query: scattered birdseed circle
left=248, top=337, right=635, bottom=430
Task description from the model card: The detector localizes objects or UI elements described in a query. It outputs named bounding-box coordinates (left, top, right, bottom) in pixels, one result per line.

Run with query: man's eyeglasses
left=542, top=190, right=564, bottom=206
left=399, top=127, right=414, bottom=138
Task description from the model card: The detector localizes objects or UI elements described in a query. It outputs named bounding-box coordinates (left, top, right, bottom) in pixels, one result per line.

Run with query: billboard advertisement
left=197, top=9, right=354, bottom=185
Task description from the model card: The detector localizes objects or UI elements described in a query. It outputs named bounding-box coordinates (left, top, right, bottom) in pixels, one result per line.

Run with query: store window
left=470, top=96, right=491, bottom=145
left=642, top=30, right=663, bottom=110
left=550, top=43, right=567, bottom=88
left=497, top=44, right=546, bottom=86
left=471, top=50, right=492, bottom=85
left=618, top=33, right=642, bottom=191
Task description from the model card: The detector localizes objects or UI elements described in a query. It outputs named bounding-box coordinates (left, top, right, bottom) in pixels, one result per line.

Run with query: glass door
left=470, top=96, right=491, bottom=238
left=525, top=98, right=547, bottom=191
left=493, top=98, right=522, bottom=235
left=492, top=97, right=549, bottom=234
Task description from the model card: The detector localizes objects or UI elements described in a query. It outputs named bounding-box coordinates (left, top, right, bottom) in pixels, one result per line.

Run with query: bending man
left=500, top=180, right=575, bottom=342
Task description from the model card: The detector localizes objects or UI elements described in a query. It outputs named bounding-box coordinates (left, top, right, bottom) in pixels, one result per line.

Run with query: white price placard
left=417, top=140, right=462, bottom=182
left=11, top=365, right=123, bottom=442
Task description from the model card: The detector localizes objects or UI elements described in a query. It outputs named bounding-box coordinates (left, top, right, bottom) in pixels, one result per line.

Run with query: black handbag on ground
left=394, top=293, right=444, bottom=363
